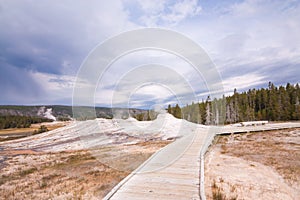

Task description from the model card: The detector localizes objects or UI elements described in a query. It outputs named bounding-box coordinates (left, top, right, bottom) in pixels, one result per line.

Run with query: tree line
left=167, top=82, right=300, bottom=124
left=0, top=115, right=53, bottom=129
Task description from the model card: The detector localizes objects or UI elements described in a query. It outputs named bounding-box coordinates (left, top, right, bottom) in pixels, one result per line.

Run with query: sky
left=0, top=0, right=299, bottom=108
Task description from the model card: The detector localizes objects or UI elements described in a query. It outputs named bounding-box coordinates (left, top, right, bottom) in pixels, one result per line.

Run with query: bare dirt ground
left=205, top=128, right=300, bottom=200
left=0, top=140, right=170, bottom=200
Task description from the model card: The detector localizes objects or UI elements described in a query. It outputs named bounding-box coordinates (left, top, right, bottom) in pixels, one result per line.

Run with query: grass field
left=0, top=122, right=69, bottom=142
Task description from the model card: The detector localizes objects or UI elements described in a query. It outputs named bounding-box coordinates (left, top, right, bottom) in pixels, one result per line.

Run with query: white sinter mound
left=1, top=113, right=206, bottom=152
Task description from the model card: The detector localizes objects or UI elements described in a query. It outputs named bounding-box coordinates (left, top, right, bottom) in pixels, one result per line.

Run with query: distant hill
left=0, top=105, right=148, bottom=120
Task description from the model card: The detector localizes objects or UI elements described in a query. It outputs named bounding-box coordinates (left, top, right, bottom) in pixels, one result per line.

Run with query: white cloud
left=219, top=0, right=300, bottom=63
left=195, top=73, right=266, bottom=100
left=175, top=0, right=300, bottom=88
left=137, top=0, right=167, bottom=14
left=161, top=0, right=202, bottom=25
left=91, top=49, right=206, bottom=107
left=126, top=0, right=202, bottom=26
left=222, top=73, right=266, bottom=93
left=29, top=71, right=76, bottom=104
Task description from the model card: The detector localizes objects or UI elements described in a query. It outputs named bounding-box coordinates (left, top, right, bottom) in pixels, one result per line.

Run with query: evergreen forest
left=168, top=82, right=300, bottom=124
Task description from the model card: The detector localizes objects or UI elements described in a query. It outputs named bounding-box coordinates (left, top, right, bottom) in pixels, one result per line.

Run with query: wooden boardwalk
left=218, top=122, right=300, bottom=135
left=104, top=127, right=208, bottom=200
left=104, top=122, right=300, bottom=200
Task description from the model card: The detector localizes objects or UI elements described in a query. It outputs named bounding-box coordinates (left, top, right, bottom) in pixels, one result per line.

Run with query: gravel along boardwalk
left=104, top=128, right=209, bottom=200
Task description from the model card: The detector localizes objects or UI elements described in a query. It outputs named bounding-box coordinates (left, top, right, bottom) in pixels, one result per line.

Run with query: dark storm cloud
left=0, top=1, right=91, bottom=104
left=0, top=0, right=134, bottom=104
left=0, top=63, right=43, bottom=104
left=0, top=2, right=87, bottom=75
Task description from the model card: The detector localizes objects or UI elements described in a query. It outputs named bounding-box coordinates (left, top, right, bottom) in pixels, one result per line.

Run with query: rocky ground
left=205, top=128, right=300, bottom=200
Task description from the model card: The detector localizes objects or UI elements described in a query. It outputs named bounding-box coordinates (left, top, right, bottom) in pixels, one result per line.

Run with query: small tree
left=33, top=125, right=48, bottom=135
left=167, top=104, right=172, bottom=114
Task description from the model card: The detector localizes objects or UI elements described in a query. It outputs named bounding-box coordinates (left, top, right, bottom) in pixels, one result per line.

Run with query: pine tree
left=173, top=104, right=182, bottom=119
left=167, top=104, right=172, bottom=114
left=295, top=96, right=300, bottom=120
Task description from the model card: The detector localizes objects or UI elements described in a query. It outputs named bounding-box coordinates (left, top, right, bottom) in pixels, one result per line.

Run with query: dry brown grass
left=0, top=122, right=68, bottom=142
left=0, top=121, right=68, bottom=135
left=0, top=127, right=37, bottom=135
left=211, top=180, right=238, bottom=200
left=0, top=140, right=170, bottom=199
